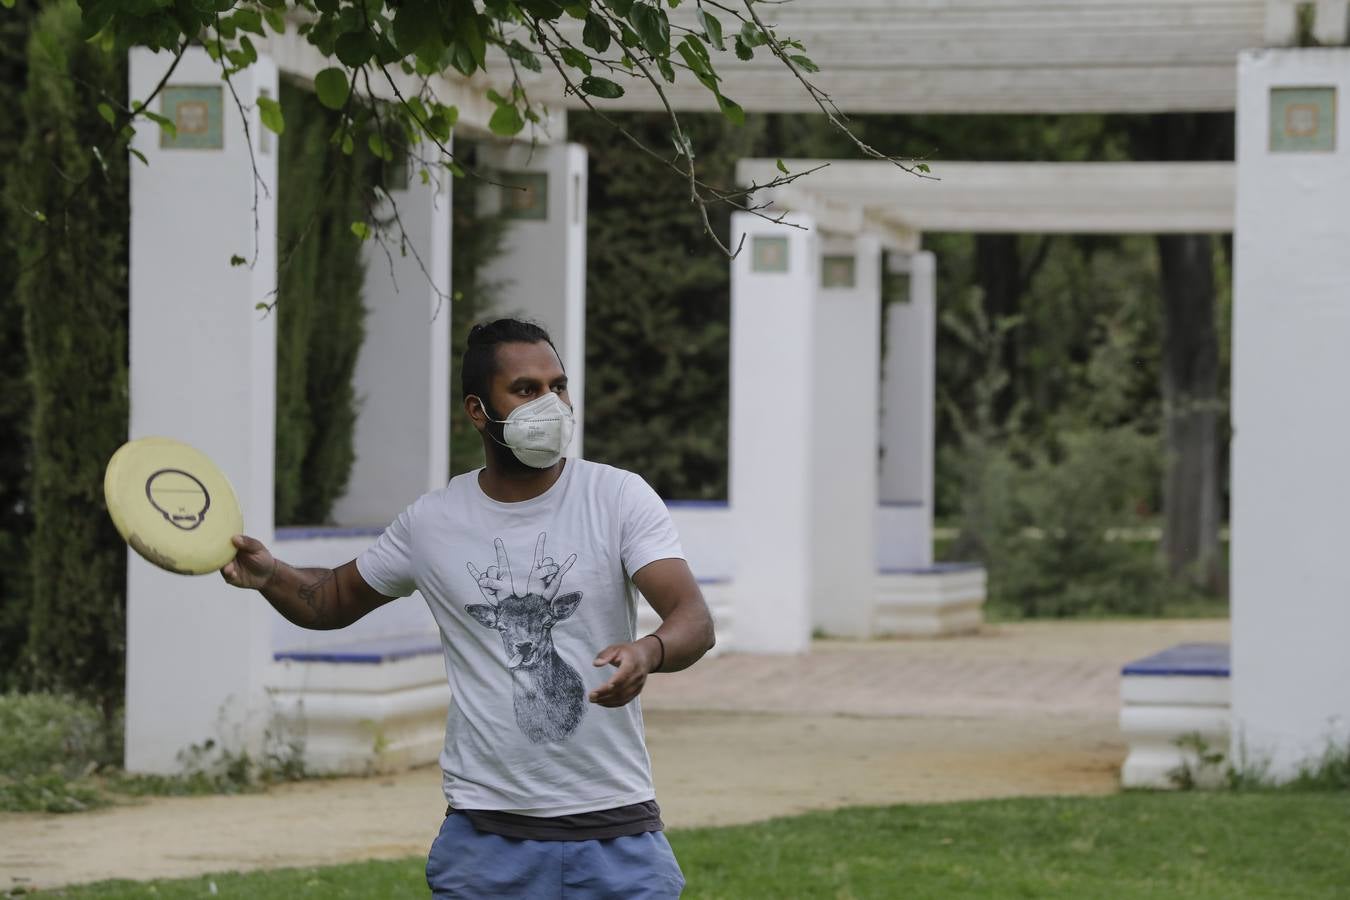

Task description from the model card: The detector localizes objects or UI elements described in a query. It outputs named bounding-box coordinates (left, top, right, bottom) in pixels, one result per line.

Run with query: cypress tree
left=8, top=0, right=128, bottom=717
left=274, top=79, right=370, bottom=525
left=0, top=0, right=36, bottom=689
left=569, top=113, right=763, bottom=499
left=449, top=141, right=510, bottom=477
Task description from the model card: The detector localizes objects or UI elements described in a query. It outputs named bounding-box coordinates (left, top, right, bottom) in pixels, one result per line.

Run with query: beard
left=479, top=399, right=541, bottom=475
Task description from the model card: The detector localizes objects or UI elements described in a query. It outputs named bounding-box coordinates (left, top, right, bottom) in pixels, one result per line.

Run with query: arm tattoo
left=298, top=569, right=337, bottom=623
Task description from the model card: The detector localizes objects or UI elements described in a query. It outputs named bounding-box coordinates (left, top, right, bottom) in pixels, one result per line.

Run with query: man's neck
left=477, top=456, right=567, bottom=503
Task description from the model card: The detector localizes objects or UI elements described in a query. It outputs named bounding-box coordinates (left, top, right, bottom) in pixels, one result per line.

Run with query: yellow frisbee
left=104, top=437, right=244, bottom=576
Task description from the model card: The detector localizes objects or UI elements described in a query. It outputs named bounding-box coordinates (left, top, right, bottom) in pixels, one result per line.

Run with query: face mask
left=476, top=392, right=575, bottom=469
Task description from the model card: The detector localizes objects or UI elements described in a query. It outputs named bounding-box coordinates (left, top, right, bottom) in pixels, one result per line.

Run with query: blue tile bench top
left=1121, top=642, right=1230, bottom=678
left=274, top=634, right=442, bottom=664
left=878, top=562, right=984, bottom=576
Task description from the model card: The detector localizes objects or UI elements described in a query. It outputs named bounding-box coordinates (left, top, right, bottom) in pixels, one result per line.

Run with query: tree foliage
left=571, top=111, right=763, bottom=498
left=45, top=0, right=910, bottom=256
left=273, top=78, right=371, bottom=525
left=448, top=141, right=511, bottom=478
left=7, top=0, right=128, bottom=718
left=0, top=0, right=35, bottom=690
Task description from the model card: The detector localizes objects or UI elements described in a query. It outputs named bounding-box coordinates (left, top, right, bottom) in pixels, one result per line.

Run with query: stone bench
left=1119, top=642, right=1231, bottom=789
left=267, top=633, right=449, bottom=775
left=873, top=562, right=987, bottom=636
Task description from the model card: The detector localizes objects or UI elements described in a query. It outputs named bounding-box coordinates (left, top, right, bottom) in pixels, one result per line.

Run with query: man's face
left=467, top=339, right=571, bottom=436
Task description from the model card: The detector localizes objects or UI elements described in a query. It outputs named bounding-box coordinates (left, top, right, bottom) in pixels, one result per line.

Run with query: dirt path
left=0, top=619, right=1227, bottom=892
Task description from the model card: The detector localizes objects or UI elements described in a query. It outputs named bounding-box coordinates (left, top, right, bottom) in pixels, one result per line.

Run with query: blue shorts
left=426, top=811, right=686, bottom=899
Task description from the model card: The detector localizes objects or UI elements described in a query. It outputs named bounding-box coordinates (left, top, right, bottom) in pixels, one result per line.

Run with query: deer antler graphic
left=467, top=537, right=516, bottom=604
left=525, top=533, right=577, bottom=601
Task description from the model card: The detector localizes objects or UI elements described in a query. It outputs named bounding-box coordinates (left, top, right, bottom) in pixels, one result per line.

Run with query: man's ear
left=465, top=396, right=488, bottom=433
left=466, top=604, right=499, bottom=629
left=550, top=592, right=583, bottom=621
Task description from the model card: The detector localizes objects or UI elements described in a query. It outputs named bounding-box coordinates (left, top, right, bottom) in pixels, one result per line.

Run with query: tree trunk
left=1155, top=234, right=1222, bottom=591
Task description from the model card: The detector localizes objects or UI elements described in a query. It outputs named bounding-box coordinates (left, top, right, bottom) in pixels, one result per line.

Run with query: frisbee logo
left=145, top=468, right=212, bottom=531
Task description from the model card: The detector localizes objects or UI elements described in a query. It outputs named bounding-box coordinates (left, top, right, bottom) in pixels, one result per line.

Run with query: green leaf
left=231, top=255, right=248, bottom=266
left=232, top=9, right=265, bottom=36
left=776, top=158, right=788, bottom=175
left=656, top=57, right=674, bottom=83
left=314, top=68, right=350, bottom=110
left=351, top=221, right=371, bottom=240
left=560, top=46, right=593, bottom=75
left=488, top=103, right=525, bottom=136
left=734, top=35, right=753, bottom=60
left=263, top=8, right=286, bottom=34
left=0, top=0, right=15, bottom=9
left=579, top=75, right=625, bottom=99
left=917, top=163, right=931, bottom=174
left=341, top=133, right=354, bottom=155
left=256, top=96, right=284, bottom=135
left=129, top=147, right=149, bottom=166
left=790, top=54, right=819, bottom=73
left=368, top=131, right=393, bottom=161
left=717, top=93, right=744, bottom=126
left=698, top=10, right=724, bottom=50
left=505, top=40, right=543, bottom=73
left=563, top=1, right=589, bottom=18
left=604, top=0, right=634, bottom=17
left=628, top=2, right=669, bottom=55
left=335, top=30, right=377, bottom=67
left=97, top=103, right=115, bottom=126
left=255, top=302, right=270, bottom=310
left=143, top=109, right=177, bottom=140
left=739, top=20, right=766, bottom=48
left=582, top=13, right=611, bottom=53
left=393, top=0, right=438, bottom=55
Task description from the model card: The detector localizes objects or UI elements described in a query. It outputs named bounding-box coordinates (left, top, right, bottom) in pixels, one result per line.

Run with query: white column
left=125, top=48, right=278, bottom=772
left=1231, top=48, right=1350, bottom=778
left=877, top=251, right=936, bottom=568
left=729, top=214, right=818, bottom=654
left=811, top=235, right=882, bottom=638
left=478, top=142, right=589, bottom=454
left=331, top=147, right=452, bottom=525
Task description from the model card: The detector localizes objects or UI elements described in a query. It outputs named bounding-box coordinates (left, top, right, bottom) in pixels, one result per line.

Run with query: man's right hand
left=221, top=534, right=277, bottom=590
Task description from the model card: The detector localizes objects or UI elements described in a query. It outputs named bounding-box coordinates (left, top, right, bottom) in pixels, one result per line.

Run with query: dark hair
left=461, top=318, right=559, bottom=402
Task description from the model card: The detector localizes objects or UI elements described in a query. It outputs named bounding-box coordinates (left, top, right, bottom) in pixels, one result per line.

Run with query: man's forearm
left=647, top=600, right=716, bottom=673
left=261, top=562, right=351, bottom=630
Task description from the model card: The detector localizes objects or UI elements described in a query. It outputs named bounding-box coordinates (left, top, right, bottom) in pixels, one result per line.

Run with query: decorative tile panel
left=821, top=254, right=857, bottom=288
left=751, top=236, right=789, bottom=273
left=160, top=85, right=224, bottom=150
left=500, top=171, right=549, bottom=220
left=1270, top=86, right=1336, bottom=153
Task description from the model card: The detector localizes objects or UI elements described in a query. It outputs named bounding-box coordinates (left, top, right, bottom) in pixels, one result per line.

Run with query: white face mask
left=477, top=392, right=575, bottom=469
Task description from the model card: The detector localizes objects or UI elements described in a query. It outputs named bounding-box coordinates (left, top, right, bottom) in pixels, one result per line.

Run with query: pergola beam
left=502, top=0, right=1266, bottom=114
left=738, top=160, right=1236, bottom=234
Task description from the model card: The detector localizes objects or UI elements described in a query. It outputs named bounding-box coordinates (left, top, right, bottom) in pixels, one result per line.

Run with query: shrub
left=7, top=0, right=128, bottom=716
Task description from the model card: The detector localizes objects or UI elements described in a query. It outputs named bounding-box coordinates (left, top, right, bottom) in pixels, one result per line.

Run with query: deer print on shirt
left=466, top=534, right=586, bottom=744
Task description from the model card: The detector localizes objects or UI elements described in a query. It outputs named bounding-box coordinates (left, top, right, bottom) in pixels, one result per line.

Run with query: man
left=221, top=318, right=715, bottom=898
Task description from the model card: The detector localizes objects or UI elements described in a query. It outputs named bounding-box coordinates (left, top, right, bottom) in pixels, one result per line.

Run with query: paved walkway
left=0, top=619, right=1228, bottom=891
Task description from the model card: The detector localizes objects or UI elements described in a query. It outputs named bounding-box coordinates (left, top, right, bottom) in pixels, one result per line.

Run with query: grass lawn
left=36, top=792, right=1350, bottom=899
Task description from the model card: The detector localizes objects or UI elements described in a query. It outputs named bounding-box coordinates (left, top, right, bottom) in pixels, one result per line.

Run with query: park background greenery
left=1, top=0, right=1231, bottom=791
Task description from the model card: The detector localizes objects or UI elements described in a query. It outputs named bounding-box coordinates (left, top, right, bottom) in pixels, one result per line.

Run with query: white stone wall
left=125, top=48, right=280, bottom=772
left=1231, top=47, right=1350, bottom=778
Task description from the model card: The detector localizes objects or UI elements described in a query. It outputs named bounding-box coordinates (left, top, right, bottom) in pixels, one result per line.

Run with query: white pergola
left=724, top=160, right=1236, bottom=651
left=506, top=0, right=1328, bottom=114
left=123, top=1, right=1350, bottom=783
left=737, top=160, right=1236, bottom=235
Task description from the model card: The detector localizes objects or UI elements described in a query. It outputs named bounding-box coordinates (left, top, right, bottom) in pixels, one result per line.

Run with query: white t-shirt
left=356, top=458, right=683, bottom=817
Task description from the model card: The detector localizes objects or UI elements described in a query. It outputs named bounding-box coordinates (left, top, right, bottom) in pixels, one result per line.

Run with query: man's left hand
left=589, top=638, right=660, bottom=707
